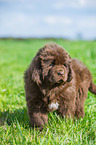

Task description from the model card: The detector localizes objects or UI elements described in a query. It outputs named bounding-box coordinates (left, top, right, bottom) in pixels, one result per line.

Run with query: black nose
left=57, top=71, right=64, bottom=76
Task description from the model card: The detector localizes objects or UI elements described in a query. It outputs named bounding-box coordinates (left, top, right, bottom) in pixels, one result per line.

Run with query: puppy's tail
left=89, top=81, right=96, bottom=95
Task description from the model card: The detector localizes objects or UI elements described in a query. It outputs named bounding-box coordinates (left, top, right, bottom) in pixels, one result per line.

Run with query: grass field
left=0, top=39, right=96, bottom=145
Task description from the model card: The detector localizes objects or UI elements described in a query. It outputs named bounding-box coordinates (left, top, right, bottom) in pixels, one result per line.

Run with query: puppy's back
left=71, top=58, right=96, bottom=95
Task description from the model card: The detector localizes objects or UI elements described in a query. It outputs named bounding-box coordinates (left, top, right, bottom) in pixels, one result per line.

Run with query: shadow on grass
left=0, top=107, right=65, bottom=130
left=0, top=107, right=30, bottom=128
left=0, top=108, right=74, bottom=128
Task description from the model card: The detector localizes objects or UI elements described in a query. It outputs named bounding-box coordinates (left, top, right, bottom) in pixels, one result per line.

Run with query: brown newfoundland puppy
left=24, top=43, right=96, bottom=129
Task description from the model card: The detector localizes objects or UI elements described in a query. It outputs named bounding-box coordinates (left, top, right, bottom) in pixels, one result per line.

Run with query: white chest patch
left=48, top=102, right=59, bottom=111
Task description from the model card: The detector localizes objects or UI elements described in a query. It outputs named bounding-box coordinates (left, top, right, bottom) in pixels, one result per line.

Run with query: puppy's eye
left=49, top=61, right=55, bottom=67
left=57, top=72, right=61, bottom=76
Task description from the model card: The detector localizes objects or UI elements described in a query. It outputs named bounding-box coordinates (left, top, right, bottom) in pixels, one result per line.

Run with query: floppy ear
left=32, top=69, right=41, bottom=85
left=31, top=57, right=41, bottom=85
left=64, top=63, right=73, bottom=82
left=67, top=64, right=73, bottom=82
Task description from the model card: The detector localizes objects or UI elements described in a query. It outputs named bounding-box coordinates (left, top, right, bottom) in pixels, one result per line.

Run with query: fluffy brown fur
left=24, top=43, right=96, bottom=129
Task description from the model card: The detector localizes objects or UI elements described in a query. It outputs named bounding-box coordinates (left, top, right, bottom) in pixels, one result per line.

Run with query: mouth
left=58, top=79, right=63, bottom=84
left=52, top=79, right=64, bottom=88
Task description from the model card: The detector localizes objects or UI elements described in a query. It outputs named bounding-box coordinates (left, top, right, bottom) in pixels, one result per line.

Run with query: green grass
left=0, top=39, right=96, bottom=145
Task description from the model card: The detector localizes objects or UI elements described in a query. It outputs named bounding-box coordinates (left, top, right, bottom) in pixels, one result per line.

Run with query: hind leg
left=75, top=88, right=87, bottom=118
left=75, top=105, right=85, bottom=118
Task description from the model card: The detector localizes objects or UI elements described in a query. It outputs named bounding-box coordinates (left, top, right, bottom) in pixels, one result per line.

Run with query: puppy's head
left=31, top=43, right=72, bottom=87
